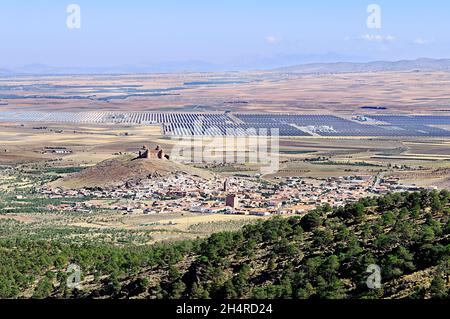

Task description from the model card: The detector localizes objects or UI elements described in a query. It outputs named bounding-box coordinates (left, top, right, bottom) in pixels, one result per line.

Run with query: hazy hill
left=0, top=68, right=14, bottom=76
left=273, top=58, right=450, bottom=74
left=5, top=58, right=450, bottom=75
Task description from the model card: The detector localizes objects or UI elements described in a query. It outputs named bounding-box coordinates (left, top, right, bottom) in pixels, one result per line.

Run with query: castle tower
left=226, top=194, right=239, bottom=209
left=138, top=145, right=149, bottom=159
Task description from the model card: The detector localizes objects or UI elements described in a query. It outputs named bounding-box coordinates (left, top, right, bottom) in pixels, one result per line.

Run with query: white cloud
left=385, top=35, right=396, bottom=42
left=413, top=37, right=429, bottom=45
left=266, top=36, right=280, bottom=45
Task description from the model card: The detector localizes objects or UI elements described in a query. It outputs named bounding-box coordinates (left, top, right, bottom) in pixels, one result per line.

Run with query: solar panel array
left=100, top=113, right=233, bottom=124
left=235, top=114, right=390, bottom=137
left=367, top=115, right=450, bottom=125
left=235, top=114, right=450, bottom=137
left=1, top=111, right=450, bottom=137
left=0, top=111, right=106, bottom=123
left=0, top=112, right=231, bottom=125
left=163, top=123, right=307, bottom=136
left=365, top=115, right=450, bottom=137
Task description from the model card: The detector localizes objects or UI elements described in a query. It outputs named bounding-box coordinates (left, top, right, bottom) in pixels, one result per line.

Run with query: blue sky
left=1, top=0, right=450, bottom=70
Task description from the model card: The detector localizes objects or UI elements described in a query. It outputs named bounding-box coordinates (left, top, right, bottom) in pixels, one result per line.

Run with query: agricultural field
left=2, top=71, right=450, bottom=115
left=1, top=118, right=449, bottom=188
left=0, top=119, right=449, bottom=249
left=0, top=163, right=265, bottom=245
left=0, top=70, right=449, bottom=301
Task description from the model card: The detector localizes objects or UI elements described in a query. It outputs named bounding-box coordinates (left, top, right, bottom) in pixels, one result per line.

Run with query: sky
left=1, top=0, right=450, bottom=71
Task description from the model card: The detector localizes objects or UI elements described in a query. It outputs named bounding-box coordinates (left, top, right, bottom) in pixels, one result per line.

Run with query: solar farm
left=1, top=111, right=450, bottom=137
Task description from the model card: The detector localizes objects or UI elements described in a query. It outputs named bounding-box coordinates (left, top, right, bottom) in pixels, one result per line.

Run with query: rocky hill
left=50, top=154, right=213, bottom=189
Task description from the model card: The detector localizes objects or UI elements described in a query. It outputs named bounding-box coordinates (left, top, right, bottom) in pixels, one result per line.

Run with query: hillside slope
left=1, top=190, right=449, bottom=299
left=50, top=155, right=213, bottom=189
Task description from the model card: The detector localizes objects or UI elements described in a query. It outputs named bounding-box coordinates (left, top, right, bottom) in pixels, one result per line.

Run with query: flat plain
left=1, top=70, right=450, bottom=244
left=2, top=70, right=450, bottom=114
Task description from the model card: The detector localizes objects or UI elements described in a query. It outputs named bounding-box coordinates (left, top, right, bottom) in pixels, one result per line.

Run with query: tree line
left=0, top=190, right=448, bottom=299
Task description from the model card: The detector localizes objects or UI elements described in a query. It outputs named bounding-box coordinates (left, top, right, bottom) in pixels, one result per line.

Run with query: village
left=40, top=170, right=427, bottom=218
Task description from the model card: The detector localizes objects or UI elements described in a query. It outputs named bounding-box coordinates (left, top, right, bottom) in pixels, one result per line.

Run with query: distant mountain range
left=1, top=58, right=450, bottom=75
left=273, top=58, right=450, bottom=74
left=0, top=61, right=220, bottom=76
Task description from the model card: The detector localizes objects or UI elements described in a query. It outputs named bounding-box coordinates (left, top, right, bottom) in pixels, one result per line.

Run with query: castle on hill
left=137, top=145, right=170, bottom=160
